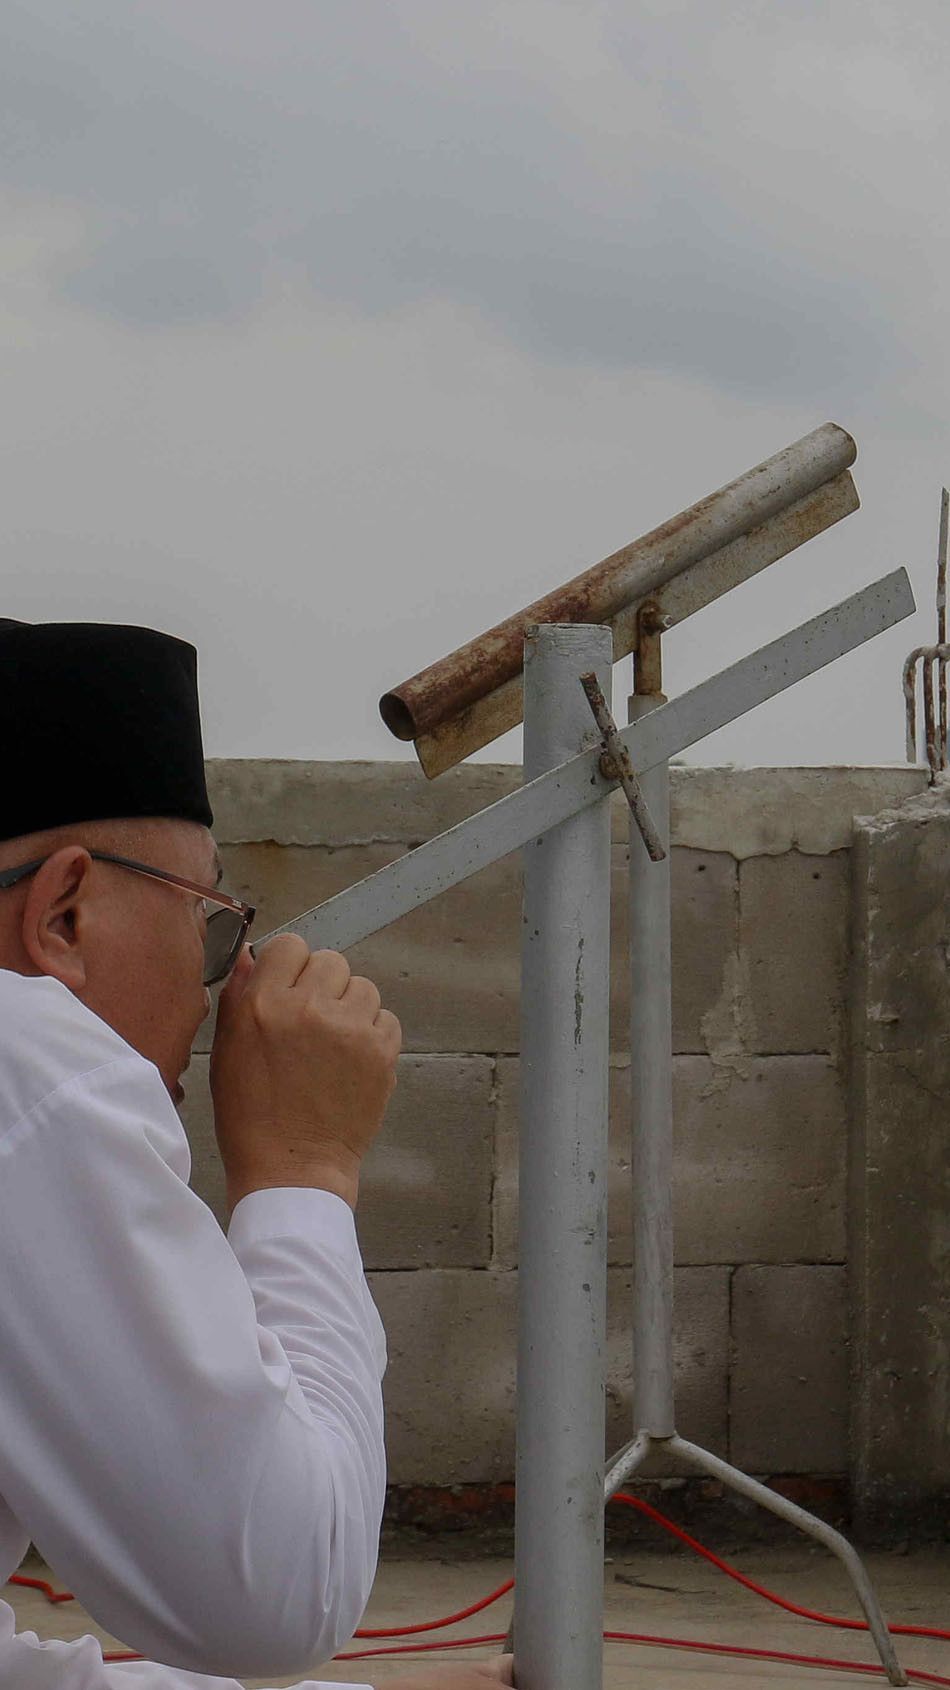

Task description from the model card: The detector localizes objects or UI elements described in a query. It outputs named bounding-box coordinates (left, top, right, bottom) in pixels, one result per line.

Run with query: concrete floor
left=7, top=1545, right=950, bottom=1686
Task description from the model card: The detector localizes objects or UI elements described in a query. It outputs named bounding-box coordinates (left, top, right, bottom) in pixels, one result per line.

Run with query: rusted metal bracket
left=633, top=602, right=672, bottom=697
left=904, top=642, right=950, bottom=777
left=904, top=488, right=950, bottom=781
left=579, top=671, right=666, bottom=862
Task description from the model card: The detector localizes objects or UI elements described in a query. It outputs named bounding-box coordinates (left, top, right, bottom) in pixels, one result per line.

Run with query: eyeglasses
left=0, top=850, right=256, bottom=986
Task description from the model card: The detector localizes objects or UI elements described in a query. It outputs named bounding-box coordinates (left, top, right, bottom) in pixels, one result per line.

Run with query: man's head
left=0, top=815, right=219, bottom=1101
left=0, top=618, right=221, bottom=1101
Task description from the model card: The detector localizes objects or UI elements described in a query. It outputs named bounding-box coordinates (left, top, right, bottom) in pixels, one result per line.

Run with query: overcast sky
left=3, top=0, right=948, bottom=769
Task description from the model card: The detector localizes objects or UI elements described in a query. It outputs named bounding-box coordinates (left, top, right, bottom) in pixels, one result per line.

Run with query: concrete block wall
left=181, top=760, right=930, bottom=1499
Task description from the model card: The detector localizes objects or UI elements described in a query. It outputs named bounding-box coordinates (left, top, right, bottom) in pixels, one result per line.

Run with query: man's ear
left=20, top=846, right=95, bottom=989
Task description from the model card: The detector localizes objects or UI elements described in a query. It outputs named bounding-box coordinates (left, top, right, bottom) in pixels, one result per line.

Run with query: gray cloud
left=1, top=0, right=943, bottom=406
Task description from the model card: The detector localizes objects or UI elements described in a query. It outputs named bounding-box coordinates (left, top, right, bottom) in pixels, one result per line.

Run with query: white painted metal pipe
left=514, top=625, right=612, bottom=1690
left=628, top=691, right=676, bottom=1438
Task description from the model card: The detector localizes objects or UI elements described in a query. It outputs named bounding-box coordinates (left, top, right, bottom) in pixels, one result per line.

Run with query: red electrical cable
left=355, top=1577, right=514, bottom=1637
left=611, top=1491, right=950, bottom=1643
left=334, top=1632, right=950, bottom=1685
left=600, top=1633, right=950, bottom=1687
left=335, top=1632, right=507, bottom=1661
left=12, top=1487, right=950, bottom=1681
left=7, top=1573, right=74, bottom=1605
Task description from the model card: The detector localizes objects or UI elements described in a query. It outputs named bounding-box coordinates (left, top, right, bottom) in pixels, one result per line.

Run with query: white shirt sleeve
left=0, top=990, right=386, bottom=1688
left=0, top=1602, right=373, bottom=1689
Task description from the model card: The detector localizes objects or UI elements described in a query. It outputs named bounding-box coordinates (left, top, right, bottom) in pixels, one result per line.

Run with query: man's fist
left=209, top=935, right=401, bottom=1212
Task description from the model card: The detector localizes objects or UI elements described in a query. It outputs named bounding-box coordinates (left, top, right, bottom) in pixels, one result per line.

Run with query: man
left=0, top=621, right=512, bottom=1689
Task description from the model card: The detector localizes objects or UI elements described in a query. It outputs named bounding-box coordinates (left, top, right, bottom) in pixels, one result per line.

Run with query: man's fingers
left=300, top=947, right=352, bottom=999
left=343, top=974, right=382, bottom=1020
left=217, top=943, right=254, bottom=1007
left=376, top=1008, right=402, bottom=1058
left=243, top=933, right=312, bottom=993
left=485, top=1657, right=515, bottom=1684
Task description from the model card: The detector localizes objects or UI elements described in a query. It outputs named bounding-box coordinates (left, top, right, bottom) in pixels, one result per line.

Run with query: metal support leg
left=628, top=686, right=675, bottom=1440
left=514, top=624, right=612, bottom=1690
left=670, top=1437, right=909, bottom=1686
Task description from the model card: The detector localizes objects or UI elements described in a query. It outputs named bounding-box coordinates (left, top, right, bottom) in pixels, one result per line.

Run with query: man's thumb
left=215, top=944, right=255, bottom=1026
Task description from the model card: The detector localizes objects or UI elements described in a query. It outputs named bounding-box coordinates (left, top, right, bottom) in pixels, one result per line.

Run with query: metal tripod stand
left=605, top=612, right=907, bottom=1688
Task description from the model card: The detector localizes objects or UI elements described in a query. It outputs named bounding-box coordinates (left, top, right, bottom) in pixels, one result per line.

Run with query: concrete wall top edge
left=852, top=770, right=950, bottom=838
left=206, top=759, right=929, bottom=857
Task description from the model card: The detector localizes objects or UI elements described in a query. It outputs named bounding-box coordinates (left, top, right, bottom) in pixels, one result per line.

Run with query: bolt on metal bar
left=514, top=625, right=611, bottom=1690
left=254, top=569, right=914, bottom=955
left=578, top=672, right=666, bottom=862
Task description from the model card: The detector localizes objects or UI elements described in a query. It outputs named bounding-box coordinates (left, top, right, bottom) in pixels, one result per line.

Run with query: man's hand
left=210, top=935, right=401, bottom=1213
left=382, top=1656, right=514, bottom=1688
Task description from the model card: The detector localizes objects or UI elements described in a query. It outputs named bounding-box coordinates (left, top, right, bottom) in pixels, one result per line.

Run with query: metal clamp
left=579, top=673, right=667, bottom=862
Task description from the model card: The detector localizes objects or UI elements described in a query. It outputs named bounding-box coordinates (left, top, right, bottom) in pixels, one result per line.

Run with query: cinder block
left=357, top=1056, right=494, bottom=1268
left=739, top=853, right=848, bottom=1054
left=493, top=1056, right=845, bottom=1270
left=669, top=766, right=927, bottom=858
left=611, top=848, right=738, bottom=1055
left=370, top=1269, right=517, bottom=1484
left=180, top=1054, right=494, bottom=1269
left=669, top=1057, right=845, bottom=1266
left=194, top=843, right=523, bottom=1055
left=371, top=1266, right=728, bottom=1484
left=206, top=758, right=522, bottom=847
left=730, top=1264, right=848, bottom=1474
left=205, top=759, right=927, bottom=854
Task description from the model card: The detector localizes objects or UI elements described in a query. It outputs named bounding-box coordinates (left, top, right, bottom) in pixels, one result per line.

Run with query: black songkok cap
left=0, top=620, right=213, bottom=842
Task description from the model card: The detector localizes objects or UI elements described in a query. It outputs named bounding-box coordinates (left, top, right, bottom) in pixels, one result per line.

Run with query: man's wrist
left=225, top=1155, right=361, bottom=1214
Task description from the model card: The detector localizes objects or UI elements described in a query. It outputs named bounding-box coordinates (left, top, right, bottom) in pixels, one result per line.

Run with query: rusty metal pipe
left=413, top=468, right=857, bottom=778
left=380, top=422, right=856, bottom=753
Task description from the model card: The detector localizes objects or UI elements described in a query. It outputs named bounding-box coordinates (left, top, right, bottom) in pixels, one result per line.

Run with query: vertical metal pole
left=514, top=623, right=612, bottom=1690
left=629, top=616, right=676, bottom=1438
left=937, top=488, right=948, bottom=767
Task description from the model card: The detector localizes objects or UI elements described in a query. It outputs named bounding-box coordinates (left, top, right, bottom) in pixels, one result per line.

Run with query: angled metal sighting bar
left=259, top=425, right=915, bottom=1690
left=262, top=569, right=911, bottom=953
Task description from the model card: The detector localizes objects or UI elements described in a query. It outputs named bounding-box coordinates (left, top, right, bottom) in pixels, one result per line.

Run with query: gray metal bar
left=255, top=570, right=914, bottom=955
left=579, top=672, right=666, bottom=862
left=604, top=1431, right=654, bottom=1501
left=628, top=691, right=676, bottom=1439
left=670, top=1436, right=908, bottom=1686
left=514, top=625, right=612, bottom=1690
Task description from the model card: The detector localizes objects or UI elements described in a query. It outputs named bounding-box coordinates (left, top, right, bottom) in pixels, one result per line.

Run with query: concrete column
left=850, top=776, right=950, bottom=1536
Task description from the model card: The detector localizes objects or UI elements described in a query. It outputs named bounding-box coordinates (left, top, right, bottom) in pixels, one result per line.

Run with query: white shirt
left=0, top=969, right=385, bottom=1690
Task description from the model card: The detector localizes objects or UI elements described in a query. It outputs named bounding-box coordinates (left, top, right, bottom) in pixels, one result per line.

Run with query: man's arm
left=0, top=1596, right=512, bottom=1689
left=0, top=1053, right=384, bottom=1680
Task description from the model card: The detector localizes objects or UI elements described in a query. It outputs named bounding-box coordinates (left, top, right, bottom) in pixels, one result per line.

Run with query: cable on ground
left=10, top=1488, right=950, bottom=1682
